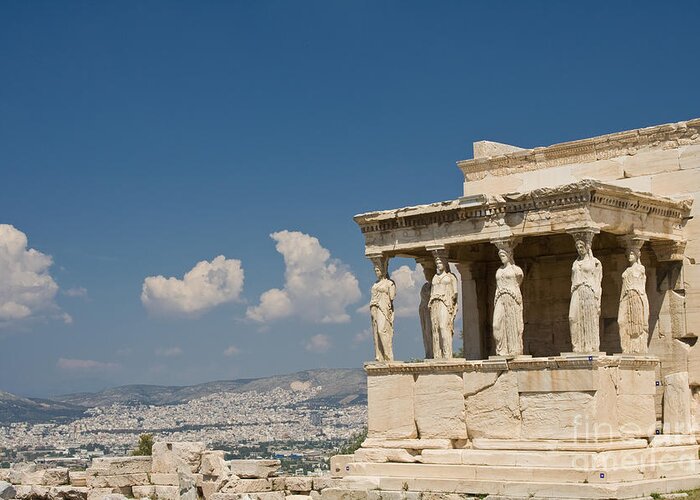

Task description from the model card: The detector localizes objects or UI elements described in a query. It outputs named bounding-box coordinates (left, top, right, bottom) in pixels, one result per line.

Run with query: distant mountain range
left=0, top=391, right=86, bottom=424
left=0, top=368, right=367, bottom=425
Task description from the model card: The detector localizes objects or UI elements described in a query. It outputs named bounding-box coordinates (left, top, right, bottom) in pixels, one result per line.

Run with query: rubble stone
left=48, top=486, right=88, bottom=500
left=284, top=477, right=313, bottom=493
left=89, top=457, right=151, bottom=476
left=0, top=481, right=16, bottom=500
left=200, top=451, right=228, bottom=477
left=227, top=460, right=280, bottom=479
left=152, top=442, right=205, bottom=474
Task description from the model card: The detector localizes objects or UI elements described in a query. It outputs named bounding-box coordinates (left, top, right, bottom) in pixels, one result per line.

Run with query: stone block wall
left=1, top=442, right=348, bottom=500
left=366, top=357, right=660, bottom=445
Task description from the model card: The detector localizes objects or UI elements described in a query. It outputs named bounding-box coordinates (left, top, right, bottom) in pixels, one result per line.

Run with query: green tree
left=337, top=427, right=367, bottom=455
left=131, top=434, right=154, bottom=456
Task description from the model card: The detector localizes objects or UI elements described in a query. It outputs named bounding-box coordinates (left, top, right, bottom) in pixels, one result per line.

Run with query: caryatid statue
left=492, top=239, right=524, bottom=357
left=568, top=229, right=603, bottom=353
left=369, top=255, right=396, bottom=362
left=618, top=237, right=650, bottom=354
left=417, top=257, right=437, bottom=359
left=429, top=250, right=458, bottom=359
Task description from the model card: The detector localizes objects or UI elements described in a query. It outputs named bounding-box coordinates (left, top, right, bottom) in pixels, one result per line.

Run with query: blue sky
left=1, top=1, right=698, bottom=396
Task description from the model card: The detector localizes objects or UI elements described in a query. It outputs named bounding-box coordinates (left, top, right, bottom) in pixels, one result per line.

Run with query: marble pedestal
left=332, top=356, right=700, bottom=499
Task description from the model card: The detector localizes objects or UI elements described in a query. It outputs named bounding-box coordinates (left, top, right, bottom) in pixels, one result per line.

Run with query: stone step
left=347, top=458, right=700, bottom=484
left=418, top=445, right=699, bottom=468
left=470, top=438, right=650, bottom=451
left=339, top=473, right=700, bottom=499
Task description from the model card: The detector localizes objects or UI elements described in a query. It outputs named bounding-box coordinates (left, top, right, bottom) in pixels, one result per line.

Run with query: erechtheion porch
left=336, top=119, right=700, bottom=499
left=355, top=179, right=692, bottom=360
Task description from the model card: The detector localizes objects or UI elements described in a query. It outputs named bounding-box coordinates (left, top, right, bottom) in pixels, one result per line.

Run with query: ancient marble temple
left=335, top=119, right=700, bottom=499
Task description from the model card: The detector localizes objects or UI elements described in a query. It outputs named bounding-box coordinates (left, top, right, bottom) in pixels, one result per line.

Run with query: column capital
left=490, top=236, right=521, bottom=254
left=566, top=226, right=600, bottom=248
left=425, top=244, right=446, bottom=252
left=429, top=247, right=449, bottom=262
left=617, top=234, right=648, bottom=253
left=651, top=240, right=687, bottom=262
left=367, top=253, right=390, bottom=275
left=566, top=225, right=600, bottom=238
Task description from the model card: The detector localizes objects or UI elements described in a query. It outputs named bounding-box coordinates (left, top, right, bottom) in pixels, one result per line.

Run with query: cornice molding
left=354, top=180, right=692, bottom=236
left=364, top=354, right=659, bottom=376
left=456, top=118, right=700, bottom=180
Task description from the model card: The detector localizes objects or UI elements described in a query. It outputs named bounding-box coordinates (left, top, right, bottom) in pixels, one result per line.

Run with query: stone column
left=664, top=371, right=693, bottom=435
left=368, top=254, right=396, bottom=362
left=490, top=238, right=524, bottom=357
left=428, top=247, right=459, bottom=359
left=617, top=235, right=650, bottom=354
left=416, top=257, right=436, bottom=359
left=567, top=228, right=602, bottom=353
left=455, top=262, right=481, bottom=360
left=651, top=240, right=689, bottom=340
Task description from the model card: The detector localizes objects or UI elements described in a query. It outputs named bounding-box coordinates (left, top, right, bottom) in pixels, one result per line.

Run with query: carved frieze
left=354, top=181, right=692, bottom=258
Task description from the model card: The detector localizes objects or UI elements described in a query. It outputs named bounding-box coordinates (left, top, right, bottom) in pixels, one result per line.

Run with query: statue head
left=571, top=231, right=595, bottom=259
left=575, top=239, right=588, bottom=258
left=431, top=250, right=450, bottom=275
left=628, top=248, right=641, bottom=265
left=497, top=249, right=512, bottom=266
left=435, top=257, right=445, bottom=274
left=620, top=236, right=645, bottom=266
left=493, top=238, right=518, bottom=267
left=370, top=256, right=388, bottom=280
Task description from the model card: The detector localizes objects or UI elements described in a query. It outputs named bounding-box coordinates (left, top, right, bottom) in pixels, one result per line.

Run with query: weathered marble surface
left=568, top=231, right=602, bottom=353
left=618, top=243, right=650, bottom=354
left=364, top=356, right=657, bottom=442
left=369, top=257, right=395, bottom=362
left=429, top=252, right=458, bottom=359
left=366, top=374, right=416, bottom=439
left=664, top=371, right=693, bottom=435
left=492, top=241, right=524, bottom=357
left=417, top=259, right=435, bottom=359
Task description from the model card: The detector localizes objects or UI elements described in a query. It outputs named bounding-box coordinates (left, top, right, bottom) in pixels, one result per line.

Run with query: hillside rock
left=54, top=369, right=365, bottom=408
left=0, top=392, right=85, bottom=425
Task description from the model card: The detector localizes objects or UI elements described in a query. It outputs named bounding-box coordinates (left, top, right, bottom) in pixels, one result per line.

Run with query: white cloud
left=64, top=287, right=88, bottom=298
left=246, top=231, right=361, bottom=324
left=116, top=347, right=133, bottom=357
left=141, top=255, right=244, bottom=316
left=353, top=329, right=371, bottom=345
left=390, top=264, right=426, bottom=318
left=155, top=346, right=183, bottom=357
left=248, top=288, right=292, bottom=322
left=0, top=224, right=62, bottom=325
left=223, top=345, right=240, bottom=357
left=57, top=358, right=120, bottom=371
left=305, top=333, right=331, bottom=353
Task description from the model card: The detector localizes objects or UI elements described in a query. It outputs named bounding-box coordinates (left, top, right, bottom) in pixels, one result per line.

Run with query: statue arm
left=593, top=259, right=603, bottom=304
left=388, top=280, right=396, bottom=301
left=515, top=265, right=524, bottom=285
